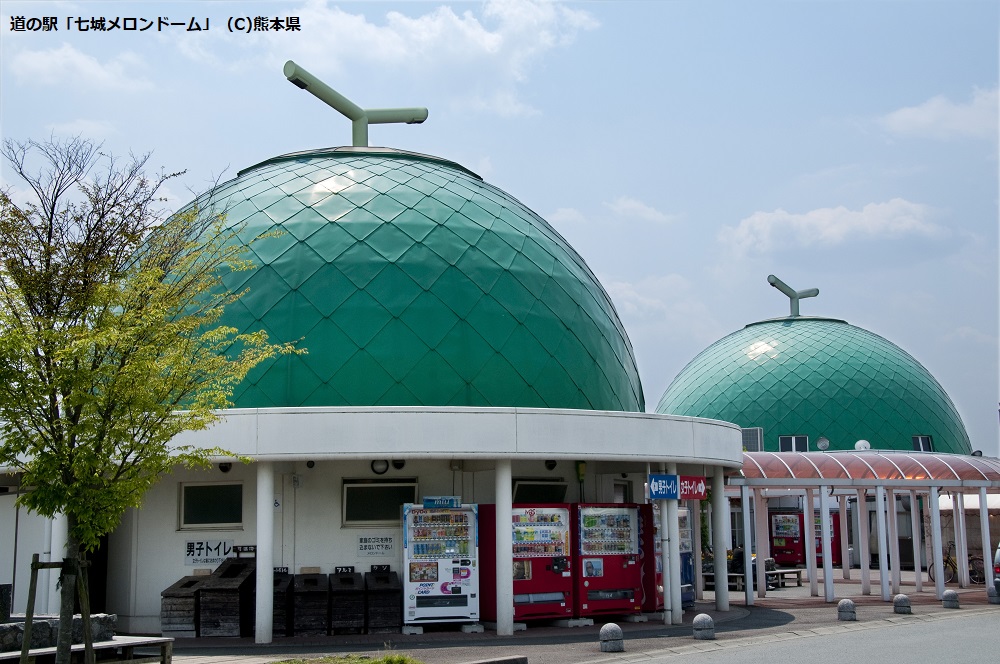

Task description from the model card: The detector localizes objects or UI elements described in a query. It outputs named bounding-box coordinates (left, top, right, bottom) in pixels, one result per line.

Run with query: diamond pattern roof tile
left=657, top=317, right=970, bottom=453
left=183, top=148, right=643, bottom=412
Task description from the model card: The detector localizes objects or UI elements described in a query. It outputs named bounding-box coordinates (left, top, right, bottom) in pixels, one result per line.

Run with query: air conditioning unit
left=741, top=427, right=764, bottom=452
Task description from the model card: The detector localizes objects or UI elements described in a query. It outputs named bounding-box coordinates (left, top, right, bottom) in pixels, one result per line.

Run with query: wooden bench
left=770, top=568, right=804, bottom=587
left=703, top=568, right=804, bottom=591
left=0, top=636, right=172, bottom=664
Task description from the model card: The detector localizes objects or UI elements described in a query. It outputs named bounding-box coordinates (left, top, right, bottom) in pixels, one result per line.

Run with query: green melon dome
left=187, top=147, right=643, bottom=411
left=655, top=316, right=970, bottom=454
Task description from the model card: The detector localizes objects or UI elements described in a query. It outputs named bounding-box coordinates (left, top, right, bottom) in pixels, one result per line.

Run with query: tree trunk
left=54, top=516, right=80, bottom=664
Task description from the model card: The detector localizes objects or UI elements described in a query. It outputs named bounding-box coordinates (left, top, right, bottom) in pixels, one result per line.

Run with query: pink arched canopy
left=734, top=451, right=1000, bottom=490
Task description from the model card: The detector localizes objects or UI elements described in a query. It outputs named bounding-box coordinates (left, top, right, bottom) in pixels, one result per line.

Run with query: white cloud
left=175, top=0, right=598, bottom=117
left=944, top=326, right=996, bottom=346
left=10, top=43, right=151, bottom=91
left=718, top=198, right=945, bottom=254
left=604, top=196, right=674, bottom=224
left=547, top=207, right=586, bottom=225
left=47, top=118, right=116, bottom=139
left=881, top=87, right=998, bottom=140
left=602, top=274, right=723, bottom=346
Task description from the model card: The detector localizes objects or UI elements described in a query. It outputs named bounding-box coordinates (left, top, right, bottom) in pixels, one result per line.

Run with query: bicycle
left=927, top=541, right=986, bottom=584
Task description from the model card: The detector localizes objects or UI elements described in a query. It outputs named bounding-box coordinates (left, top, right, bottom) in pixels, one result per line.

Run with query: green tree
left=0, top=136, right=297, bottom=663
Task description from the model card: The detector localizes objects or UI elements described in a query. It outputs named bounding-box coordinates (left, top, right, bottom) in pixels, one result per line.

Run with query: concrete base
left=401, top=625, right=424, bottom=635
left=553, top=618, right=594, bottom=628
left=461, top=623, right=485, bottom=633
left=482, top=621, right=527, bottom=632
left=622, top=614, right=648, bottom=622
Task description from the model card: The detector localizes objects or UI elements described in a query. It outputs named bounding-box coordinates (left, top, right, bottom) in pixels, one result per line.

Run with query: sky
left=1, top=0, right=997, bottom=456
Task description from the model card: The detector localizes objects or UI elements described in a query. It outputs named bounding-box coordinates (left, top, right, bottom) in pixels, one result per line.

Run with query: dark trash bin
left=364, top=571, right=401, bottom=633
left=160, top=575, right=209, bottom=637
left=293, top=574, right=330, bottom=636
left=273, top=572, right=294, bottom=637
left=199, top=558, right=256, bottom=637
left=329, top=572, right=365, bottom=635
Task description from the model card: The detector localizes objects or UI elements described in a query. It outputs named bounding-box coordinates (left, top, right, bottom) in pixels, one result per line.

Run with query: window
left=512, top=480, right=568, bottom=503
left=343, top=479, right=417, bottom=526
left=180, top=483, right=242, bottom=529
left=613, top=480, right=632, bottom=504
left=778, top=435, right=808, bottom=452
left=912, top=436, right=934, bottom=452
left=742, top=427, right=764, bottom=452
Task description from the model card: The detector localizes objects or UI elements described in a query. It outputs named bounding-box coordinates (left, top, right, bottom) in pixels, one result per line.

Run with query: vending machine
left=479, top=504, right=574, bottom=622
left=770, top=512, right=805, bottom=567
left=573, top=504, right=642, bottom=618
left=639, top=503, right=695, bottom=613
left=402, top=500, right=479, bottom=625
left=770, top=511, right=842, bottom=567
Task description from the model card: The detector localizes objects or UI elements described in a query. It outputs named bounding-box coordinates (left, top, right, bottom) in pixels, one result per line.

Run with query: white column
left=711, top=467, right=729, bottom=611
left=657, top=464, right=671, bottom=622
left=910, top=490, right=922, bottom=592
left=666, top=463, right=682, bottom=625
left=754, top=490, right=769, bottom=598
left=804, top=489, right=818, bottom=596
left=857, top=489, right=870, bottom=595
left=954, top=493, right=969, bottom=587
left=495, top=459, right=514, bottom=635
left=838, top=496, right=850, bottom=580
left=929, top=487, right=944, bottom=599
left=47, top=513, right=67, bottom=614
left=875, top=486, right=890, bottom=601
left=692, top=500, right=704, bottom=600
left=887, top=489, right=900, bottom=594
left=658, top=495, right=671, bottom=623
left=255, top=461, right=274, bottom=644
left=819, top=486, right=834, bottom=602
left=980, top=487, right=994, bottom=587
left=39, top=516, right=53, bottom=614
left=740, top=485, right=754, bottom=606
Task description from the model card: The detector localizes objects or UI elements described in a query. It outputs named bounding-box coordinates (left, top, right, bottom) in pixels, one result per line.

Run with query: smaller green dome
left=656, top=316, right=971, bottom=454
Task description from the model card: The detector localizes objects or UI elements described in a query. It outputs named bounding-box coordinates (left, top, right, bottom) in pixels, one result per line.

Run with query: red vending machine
left=479, top=504, right=573, bottom=622
left=638, top=504, right=663, bottom=612
left=770, top=511, right=842, bottom=567
left=573, top=504, right=642, bottom=619
left=813, top=511, right=842, bottom=566
left=770, top=512, right=805, bottom=567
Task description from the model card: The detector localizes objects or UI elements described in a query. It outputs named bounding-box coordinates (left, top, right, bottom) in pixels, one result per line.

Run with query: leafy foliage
left=0, top=136, right=298, bottom=553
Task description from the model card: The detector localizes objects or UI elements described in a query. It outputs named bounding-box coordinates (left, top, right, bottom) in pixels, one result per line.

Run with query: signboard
left=422, top=495, right=462, bottom=508
left=185, top=540, right=233, bottom=566
left=358, top=535, right=395, bottom=557
left=647, top=474, right=679, bottom=500
left=679, top=475, right=707, bottom=500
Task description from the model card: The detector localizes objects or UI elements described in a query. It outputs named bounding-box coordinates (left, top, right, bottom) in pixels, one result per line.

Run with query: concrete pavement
left=162, top=572, right=1000, bottom=664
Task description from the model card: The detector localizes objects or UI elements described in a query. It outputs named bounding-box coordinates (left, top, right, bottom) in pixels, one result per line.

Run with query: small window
left=180, top=483, right=242, bottom=529
left=512, top=480, right=568, bottom=503
left=742, top=427, right=764, bottom=452
left=343, top=479, right=417, bottom=526
left=912, top=436, right=934, bottom=452
left=612, top=480, right=632, bottom=504
left=779, top=435, right=808, bottom=452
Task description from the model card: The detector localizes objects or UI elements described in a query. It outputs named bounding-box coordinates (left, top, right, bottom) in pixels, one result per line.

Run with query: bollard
left=892, top=594, right=911, bottom=614
left=599, top=622, right=624, bottom=653
left=941, top=589, right=960, bottom=609
left=692, top=613, right=715, bottom=640
left=988, top=586, right=1000, bottom=605
left=837, top=598, right=856, bottom=621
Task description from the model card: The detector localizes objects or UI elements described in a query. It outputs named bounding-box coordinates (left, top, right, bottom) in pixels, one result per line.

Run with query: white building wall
left=0, top=493, right=49, bottom=612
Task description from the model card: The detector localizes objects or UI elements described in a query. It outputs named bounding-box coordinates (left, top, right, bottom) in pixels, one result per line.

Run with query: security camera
left=218, top=462, right=232, bottom=473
